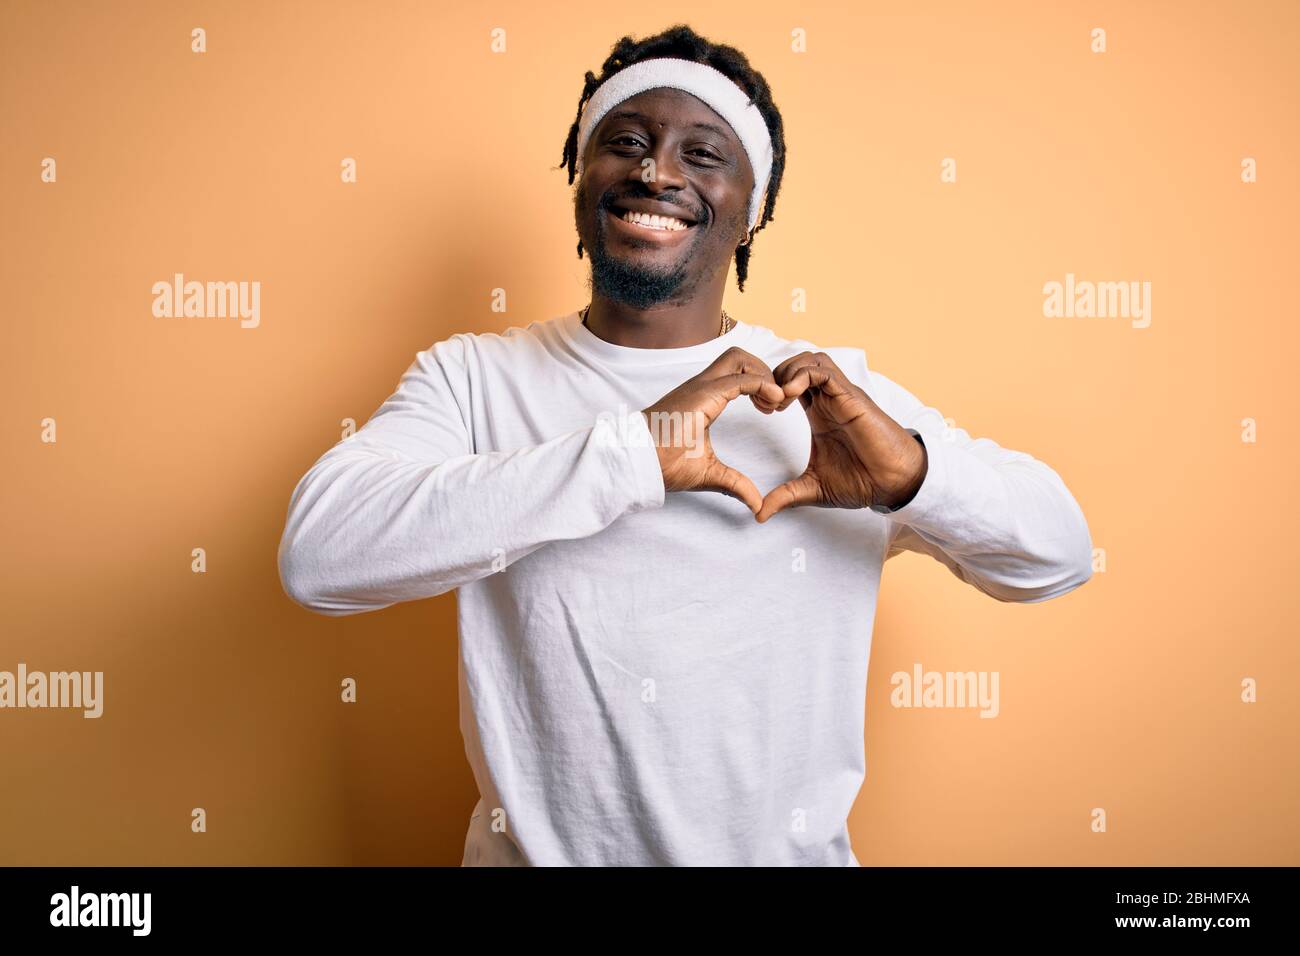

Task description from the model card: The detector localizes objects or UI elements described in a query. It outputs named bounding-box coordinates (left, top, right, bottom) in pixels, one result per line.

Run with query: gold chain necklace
left=581, top=305, right=732, bottom=337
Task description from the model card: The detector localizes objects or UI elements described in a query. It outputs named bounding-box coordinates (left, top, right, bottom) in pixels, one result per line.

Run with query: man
left=277, top=25, right=1093, bottom=866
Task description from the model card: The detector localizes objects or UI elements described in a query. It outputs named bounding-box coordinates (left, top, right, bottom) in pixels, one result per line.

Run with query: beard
left=578, top=188, right=699, bottom=310
left=587, top=239, right=690, bottom=310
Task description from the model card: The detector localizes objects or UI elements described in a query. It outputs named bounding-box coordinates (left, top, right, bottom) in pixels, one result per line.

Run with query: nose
left=626, top=141, right=696, bottom=218
left=630, top=139, right=689, bottom=194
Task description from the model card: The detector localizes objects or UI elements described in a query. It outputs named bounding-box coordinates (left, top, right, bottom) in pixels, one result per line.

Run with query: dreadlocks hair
left=558, top=24, right=786, bottom=293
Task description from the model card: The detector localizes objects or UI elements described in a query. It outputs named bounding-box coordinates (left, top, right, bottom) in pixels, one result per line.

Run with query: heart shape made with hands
left=642, top=347, right=928, bottom=523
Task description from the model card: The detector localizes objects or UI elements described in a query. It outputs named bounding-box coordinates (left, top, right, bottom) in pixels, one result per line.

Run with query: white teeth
left=620, top=210, right=690, bottom=231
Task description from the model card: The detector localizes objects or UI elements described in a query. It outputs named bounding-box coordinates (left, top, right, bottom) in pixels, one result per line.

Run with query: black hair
left=558, top=24, right=786, bottom=292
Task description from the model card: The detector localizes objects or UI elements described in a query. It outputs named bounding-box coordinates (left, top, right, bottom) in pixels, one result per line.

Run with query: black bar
left=0, top=865, right=1283, bottom=941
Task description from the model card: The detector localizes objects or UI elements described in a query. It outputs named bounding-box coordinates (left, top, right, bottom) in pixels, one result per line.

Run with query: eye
left=608, top=137, right=722, bottom=163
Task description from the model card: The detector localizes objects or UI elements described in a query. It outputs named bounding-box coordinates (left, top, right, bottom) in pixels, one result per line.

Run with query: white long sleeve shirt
left=277, top=309, right=1093, bottom=866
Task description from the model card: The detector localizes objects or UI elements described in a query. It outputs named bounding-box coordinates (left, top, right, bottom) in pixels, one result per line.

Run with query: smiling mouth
left=607, top=205, right=699, bottom=233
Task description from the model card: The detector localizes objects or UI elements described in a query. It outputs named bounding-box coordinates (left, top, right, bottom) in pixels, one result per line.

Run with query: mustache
left=602, top=190, right=704, bottom=224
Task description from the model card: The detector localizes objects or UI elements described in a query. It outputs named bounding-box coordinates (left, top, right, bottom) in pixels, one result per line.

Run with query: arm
left=276, top=334, right=665, bottom=616
left=871, top=368, right=1094, bottom=604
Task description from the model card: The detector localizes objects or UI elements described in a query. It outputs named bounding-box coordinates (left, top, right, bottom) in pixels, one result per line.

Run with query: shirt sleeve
left=276, top=335, right=666, bottom=616
left=859, top=359, right=1094, bottom=604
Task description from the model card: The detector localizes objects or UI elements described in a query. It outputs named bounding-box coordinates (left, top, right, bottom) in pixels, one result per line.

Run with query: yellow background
left=2, top=0, right=1296, bottom=864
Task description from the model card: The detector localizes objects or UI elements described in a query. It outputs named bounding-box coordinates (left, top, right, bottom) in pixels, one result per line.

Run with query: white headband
left=574, top=57, right=773, bottom=233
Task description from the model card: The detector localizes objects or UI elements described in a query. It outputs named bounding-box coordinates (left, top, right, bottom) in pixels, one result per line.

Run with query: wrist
left=871, top=431, right=927, bottom=512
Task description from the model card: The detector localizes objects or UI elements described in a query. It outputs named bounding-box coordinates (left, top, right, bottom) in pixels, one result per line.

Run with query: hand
left=642, top=347, right=786, bottom=515
left=755, top=351, right=927, bottom=523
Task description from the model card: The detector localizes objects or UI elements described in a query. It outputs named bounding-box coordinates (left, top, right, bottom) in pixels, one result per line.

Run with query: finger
left=701, top=458, right=764, bottom=514
left=755, top=472, right=821, bottom=523
left=716, top=371, right=786, bottom=409
left=778, top=360, right=855, bottom=412
left=774, top=353, right=848, bottom=388
left=705, top=349, right=783, bottom=399
left=702, top=349, right=783, bottom=412
left=701, top=346, right=772, bottom=383
left=782, top=363, right=831, bottom=398
left=773, top=364, right=829, bottom=412
left=771, top=351, right=814, bottom=384
left=771, top=354, right=820, bottom=410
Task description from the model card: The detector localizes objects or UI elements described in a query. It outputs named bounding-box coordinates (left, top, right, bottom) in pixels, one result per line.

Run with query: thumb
left=700, top=457, right=764, bottom=515
left=755, top=472, right=821, bottom=523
